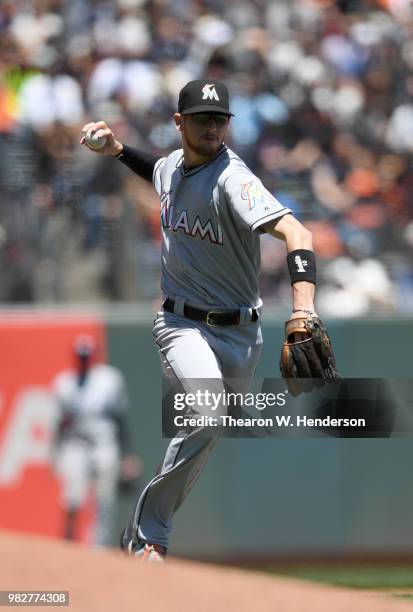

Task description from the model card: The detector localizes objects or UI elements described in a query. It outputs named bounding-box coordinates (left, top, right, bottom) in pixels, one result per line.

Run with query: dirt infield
left=0, top=530, right=412, bottom=612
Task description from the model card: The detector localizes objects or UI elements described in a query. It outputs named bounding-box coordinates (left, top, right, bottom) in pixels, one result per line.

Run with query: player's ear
left=174, top=113, right=183, bottom=132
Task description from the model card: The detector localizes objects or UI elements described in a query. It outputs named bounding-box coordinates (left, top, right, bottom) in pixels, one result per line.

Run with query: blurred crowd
left=1, top=0, right=413, bottom=316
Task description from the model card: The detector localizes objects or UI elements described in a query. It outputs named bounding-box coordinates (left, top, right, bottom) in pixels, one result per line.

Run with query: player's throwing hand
left=80, top=121, right=123, bottom=156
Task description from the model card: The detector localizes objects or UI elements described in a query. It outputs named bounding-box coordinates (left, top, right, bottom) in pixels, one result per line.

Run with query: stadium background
left=1, top=0, right=413, bottom=564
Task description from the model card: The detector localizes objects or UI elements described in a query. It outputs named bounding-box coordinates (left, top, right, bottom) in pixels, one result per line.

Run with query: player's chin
left=195, top=139, right=222, bottom=156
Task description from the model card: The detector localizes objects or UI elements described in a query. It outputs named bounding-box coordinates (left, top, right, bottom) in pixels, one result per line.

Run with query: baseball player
left=80, top=80, right=337, bottom=561
left=52, top=334, right=141, bottom=546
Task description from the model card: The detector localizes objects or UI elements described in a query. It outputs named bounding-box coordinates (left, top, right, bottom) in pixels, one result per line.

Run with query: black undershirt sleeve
left=116, top=144, right=159, bottom=183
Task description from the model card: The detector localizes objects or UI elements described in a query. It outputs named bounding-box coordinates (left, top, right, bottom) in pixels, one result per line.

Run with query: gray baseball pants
left=126, top=309, right=262, bottom=550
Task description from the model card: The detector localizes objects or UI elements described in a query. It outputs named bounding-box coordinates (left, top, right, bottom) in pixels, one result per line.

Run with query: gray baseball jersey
left=153, top=145, right=291, bottom=308
left=123, top=145, right=292, bottom=553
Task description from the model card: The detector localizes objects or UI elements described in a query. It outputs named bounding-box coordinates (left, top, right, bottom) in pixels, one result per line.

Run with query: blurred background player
left=52, top=334, right=142, bottom=546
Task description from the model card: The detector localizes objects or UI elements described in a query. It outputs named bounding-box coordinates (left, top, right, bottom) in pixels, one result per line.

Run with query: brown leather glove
left=280, top=313, right=340, bottom=395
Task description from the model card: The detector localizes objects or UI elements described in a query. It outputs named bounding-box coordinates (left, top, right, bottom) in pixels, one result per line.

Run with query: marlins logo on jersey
left=241, top=180, right=269, bottom=210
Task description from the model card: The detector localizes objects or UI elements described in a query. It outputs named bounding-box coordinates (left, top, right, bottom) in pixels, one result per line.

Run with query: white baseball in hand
left=85, top=129, right=107, bottom=151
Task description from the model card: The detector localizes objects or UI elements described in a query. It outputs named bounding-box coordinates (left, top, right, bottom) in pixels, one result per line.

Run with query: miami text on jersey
left=161, top=198, right=223, bottom=246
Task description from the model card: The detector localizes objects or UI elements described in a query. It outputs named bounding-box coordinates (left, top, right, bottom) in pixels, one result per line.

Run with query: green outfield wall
left=108, top=318, right=413, bottom=559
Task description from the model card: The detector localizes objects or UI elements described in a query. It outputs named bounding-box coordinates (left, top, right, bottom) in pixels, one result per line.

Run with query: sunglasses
left=191, top=114, right=229, bottom=125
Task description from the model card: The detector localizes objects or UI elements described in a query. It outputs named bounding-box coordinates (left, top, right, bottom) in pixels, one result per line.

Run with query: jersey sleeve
left=102, top=367, right=128, bottom=415
left=222, top=170, right=291, bottom=233
left=152, top=156, right=167, bottom=195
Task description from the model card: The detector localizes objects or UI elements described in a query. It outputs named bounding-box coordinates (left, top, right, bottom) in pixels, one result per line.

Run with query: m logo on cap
left=202, top=84, right=220, bottom=101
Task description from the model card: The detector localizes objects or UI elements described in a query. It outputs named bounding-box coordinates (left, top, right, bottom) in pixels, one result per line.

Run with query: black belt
left=163, top=298, right=258, bottom=327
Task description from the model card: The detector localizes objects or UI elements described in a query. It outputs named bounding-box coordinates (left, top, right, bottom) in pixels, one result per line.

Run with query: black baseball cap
left=178, top=80, right=234, bottom=116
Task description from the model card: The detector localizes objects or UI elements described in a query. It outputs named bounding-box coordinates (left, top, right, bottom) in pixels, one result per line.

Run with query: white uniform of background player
left=53, top=335, right=139, bottom=546
left=81, top=80, right=316, bottom=560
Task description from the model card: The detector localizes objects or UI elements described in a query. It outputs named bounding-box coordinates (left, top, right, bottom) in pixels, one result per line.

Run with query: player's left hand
left=280, top=312, right=340, bottom=396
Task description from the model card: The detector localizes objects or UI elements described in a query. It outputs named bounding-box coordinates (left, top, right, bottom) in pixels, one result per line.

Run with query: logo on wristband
left=294, top=255, right=308, bottom=272
left=287, top=249, right=316, bottom=285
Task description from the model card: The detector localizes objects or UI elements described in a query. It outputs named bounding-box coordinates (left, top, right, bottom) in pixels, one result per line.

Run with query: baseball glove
left=280, top=313, right=340, bottom=396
